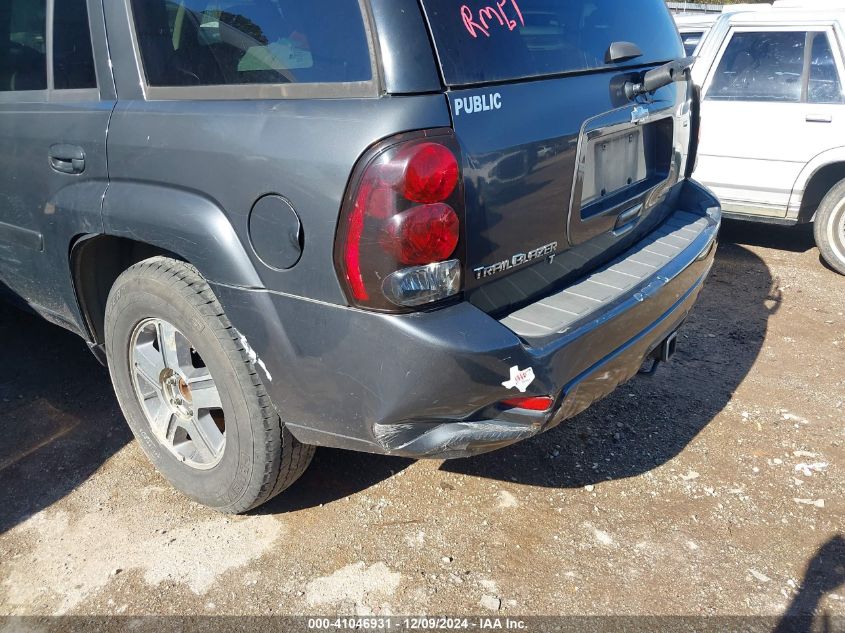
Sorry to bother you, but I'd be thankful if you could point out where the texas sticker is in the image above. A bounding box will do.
[502,365,536,393]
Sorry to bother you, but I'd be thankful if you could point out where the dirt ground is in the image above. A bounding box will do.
[0,221,843,625]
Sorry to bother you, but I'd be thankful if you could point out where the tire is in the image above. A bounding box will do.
[814,178,845,276]
[104,256,314,513]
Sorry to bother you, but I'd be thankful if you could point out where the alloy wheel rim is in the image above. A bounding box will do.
[839,201,845,255]
[129,318,226,470]
[828,199,845,267]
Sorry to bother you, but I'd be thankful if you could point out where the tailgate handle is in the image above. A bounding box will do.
[614,204,643,233]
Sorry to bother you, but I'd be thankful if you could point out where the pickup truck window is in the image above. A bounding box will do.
[809,32,843,104]
[53,0,97,90]
[0,0,47,92]
[708,31,807,103]
[130,0,372,88]
[419,0,682,86]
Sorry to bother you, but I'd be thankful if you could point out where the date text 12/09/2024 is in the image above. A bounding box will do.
[307,617,528,630]
[461,0,525,39]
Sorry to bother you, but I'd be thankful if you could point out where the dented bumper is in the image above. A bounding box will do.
[212,182,720,460]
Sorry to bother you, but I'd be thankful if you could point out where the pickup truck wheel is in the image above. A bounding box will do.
[104,257,314,513]
[814,179,845,276]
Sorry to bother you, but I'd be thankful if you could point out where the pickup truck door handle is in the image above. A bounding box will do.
[49,144,86,174]
[806,114,833,123]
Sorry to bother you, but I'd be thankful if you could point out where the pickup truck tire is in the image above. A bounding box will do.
[814,179,845,276]
[104,256,314,513]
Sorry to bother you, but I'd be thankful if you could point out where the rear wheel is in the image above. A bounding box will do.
[814,179,845,276]
[104,257,314,513]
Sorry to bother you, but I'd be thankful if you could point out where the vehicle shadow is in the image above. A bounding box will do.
[0,300,130,535]
[0,230,784,523]
[720,217,816,254]
[774,535,845,633]
[0,295,411,530]
[441,241,779,487]
[254,449,414,515]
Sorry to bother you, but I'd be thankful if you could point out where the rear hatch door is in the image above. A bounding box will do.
[417,0,689,312]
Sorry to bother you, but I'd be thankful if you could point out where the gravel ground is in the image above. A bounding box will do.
[0,221,843,624]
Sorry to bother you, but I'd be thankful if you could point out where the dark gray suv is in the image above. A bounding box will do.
[0,0,720,512]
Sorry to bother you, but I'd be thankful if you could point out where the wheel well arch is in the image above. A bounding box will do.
[798,162,845,224]
[70,235,182,346]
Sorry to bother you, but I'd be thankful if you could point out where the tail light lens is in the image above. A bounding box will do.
[501,396,554,412]
[401,143,460,204]
[383,203,460,265]
[335,130,465,312]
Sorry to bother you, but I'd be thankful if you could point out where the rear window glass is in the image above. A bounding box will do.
[130,0,372,88]
[419,0,683,85]
[681,31,705,57]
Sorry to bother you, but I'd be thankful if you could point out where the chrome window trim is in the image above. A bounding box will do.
[143,80,377,101]
[0,90,50,104]
[49,87,101,102]
[124,0,382,101]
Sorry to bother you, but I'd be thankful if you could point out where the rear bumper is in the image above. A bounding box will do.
[212,180,720,459]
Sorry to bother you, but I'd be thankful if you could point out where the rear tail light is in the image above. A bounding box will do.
[335,130,465,311]
[383,203,460,265]
[500,396,554,412]
[401,143,460,204]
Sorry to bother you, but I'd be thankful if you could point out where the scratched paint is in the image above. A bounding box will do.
[236,331,273,382]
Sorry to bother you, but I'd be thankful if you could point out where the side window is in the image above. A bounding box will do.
[707,31,806,103]
[53,0,97,90]
[681,31,705,57]
[0,0,47,92]
[130,0,372,88]
[808,32,843,104]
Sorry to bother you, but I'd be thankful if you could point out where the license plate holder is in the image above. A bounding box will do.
[582,128,646,207]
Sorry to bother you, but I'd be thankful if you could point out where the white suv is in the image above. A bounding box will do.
[691,5,845,274]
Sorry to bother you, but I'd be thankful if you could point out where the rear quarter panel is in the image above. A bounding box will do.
[101,0,450,302]
[105,96,451,302]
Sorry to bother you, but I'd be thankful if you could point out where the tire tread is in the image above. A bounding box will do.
[814,178,845,276]
[106,256,314,513]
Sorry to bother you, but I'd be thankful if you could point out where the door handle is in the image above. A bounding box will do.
[806,114,833,123]
[49,144,86,174]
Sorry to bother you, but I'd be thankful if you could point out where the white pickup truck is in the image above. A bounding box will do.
[689,3,845,274]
